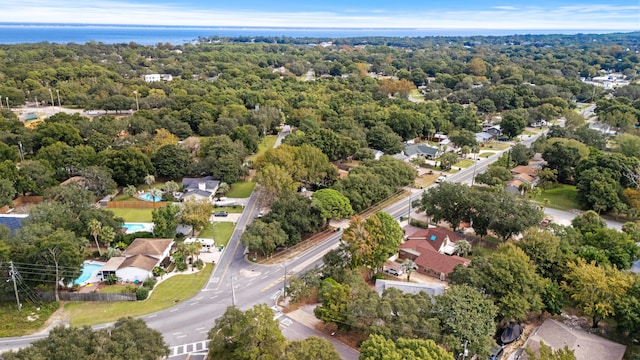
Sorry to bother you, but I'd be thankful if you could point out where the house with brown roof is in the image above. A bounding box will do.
[506,165,540,195]
[398,226,470,281]
[520,319,626,360]
[101,238,173,283]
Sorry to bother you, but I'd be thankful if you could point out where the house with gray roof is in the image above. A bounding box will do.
[181,176,220,203]
[520,319,626,360]
[0,214,28,236]
[402,144,441,160]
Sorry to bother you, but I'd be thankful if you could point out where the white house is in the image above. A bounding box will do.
[101,238,173,283]
[143,74,174,83]
[181,176,220,203]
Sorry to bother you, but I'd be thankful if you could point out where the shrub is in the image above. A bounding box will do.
[143,277,157,290]
[152,266,166,277]
[105,274,118,285]
[193,259,204,270]
[176,261,188,271]
[121,284,137,294]
[136,287,149,300]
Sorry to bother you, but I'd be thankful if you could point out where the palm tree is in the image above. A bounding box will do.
[454,239,472,257]
[149,188,162,202]
[163,180,181,193]
[402,259,417,282]
[461,145,471,159]
[217,182,231,196]
[472,145,481,160]
[518,182,532,197]
[88,219,103,256]
[144,174,155,188]
[99,226,116,251]
[123,185,137,198]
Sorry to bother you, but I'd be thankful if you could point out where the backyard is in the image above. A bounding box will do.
[198,222,235,247]
[227,181,255,198]
[247,135,278,162]
[107,208,154,222]
[65,264,213,327]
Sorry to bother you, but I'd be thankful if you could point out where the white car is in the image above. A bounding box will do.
[436,175,447,184]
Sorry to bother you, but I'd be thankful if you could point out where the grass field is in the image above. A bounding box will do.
[454,159,474,168]
[479,151,496,158]
[483,142,511,150]
[198,222,235,247]
[0,302,60,337]
[247,135,278,162]
[410,89,425,101]
[66,264,213,327]
[211,206,244,213]
[107,208,154,222]
[227,181,255,198]
[534,184,579,211]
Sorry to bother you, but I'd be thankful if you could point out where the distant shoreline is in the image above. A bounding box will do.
[0,23,635,46]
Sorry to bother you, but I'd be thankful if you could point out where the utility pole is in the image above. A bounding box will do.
[48,88,55,110]
[56,89,61,108]
[9,261,21,311]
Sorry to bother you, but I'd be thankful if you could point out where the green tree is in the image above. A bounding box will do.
[420,183,472,231]
[285,337,341,360]
[474,165,512,186]
[367,123,404,155]
[449,129,478,148]
[241,219,287,258]
[0,178,16,207]
[255,164,298,202]
[563,259,634,328]
[35,228,84,301]
[434,285,497,358]
[88,219,103,255]
[511,143,533,166]
[123,184,137,198]
[152,204,181,238]
[613,133,640,158]
[489,192,543,241]
[438,152,458,171]
[542,140,586,183]
[401,259,417,282]
[525,341,576,360]
[152,144,193,179]
[312,188,354,224]
[501,112,527,139]
[179,198,213,236]
[98,148,155,186]
[359,334,455,360]
[208,305,287,360]
[314,278,352,328]
[79,166,117,198]
[537,168,558,191]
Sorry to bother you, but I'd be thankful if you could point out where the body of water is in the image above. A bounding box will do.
[0,23,619,45]
[73,261,105,285]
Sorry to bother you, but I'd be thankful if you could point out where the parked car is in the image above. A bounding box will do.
[384,268,403,276]
[436,175,447,184]
[213,211,229,217]
[488,346,504,360]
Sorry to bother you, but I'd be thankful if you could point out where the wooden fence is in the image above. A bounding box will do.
[38,292,136,302]
[106,201,167,209]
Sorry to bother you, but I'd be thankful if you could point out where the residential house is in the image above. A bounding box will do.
[505,165,539,195]
[101,238,173,283]
[520,319,626,360]
[143,74,173,82]
[371,149,384,160]
[181,176,220,203]
[483,125,502,138]
[374,279,446,298]
[475,132,494,143]
[402,144,441,160]
[0,214,28,236]
[398,226,470,281]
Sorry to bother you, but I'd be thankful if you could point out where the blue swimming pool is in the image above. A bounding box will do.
[123,223,154,234]
[139,192,162,202]
[73,262,104,285]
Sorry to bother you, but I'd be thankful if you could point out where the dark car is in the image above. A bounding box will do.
[213,211,229,217]
[488,346,504,360]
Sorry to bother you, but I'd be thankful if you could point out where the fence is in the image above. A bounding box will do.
[38,291,136,302]
[106,201,167,209]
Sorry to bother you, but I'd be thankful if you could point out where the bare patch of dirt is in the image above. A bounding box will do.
[315,322,367,350]
[34,303,70,334]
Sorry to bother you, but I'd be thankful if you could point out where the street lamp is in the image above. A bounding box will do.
[56,89,61,108]
[133,90,139,111]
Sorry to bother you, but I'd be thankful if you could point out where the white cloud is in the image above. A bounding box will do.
[1,1,638,30]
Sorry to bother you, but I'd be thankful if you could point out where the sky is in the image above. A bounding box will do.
[2,0,639,31]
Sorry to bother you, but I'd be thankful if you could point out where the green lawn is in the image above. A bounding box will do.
[112,194,138,201]
[211,206,244,213]
[227,181,255,198]
[483,142,511,150]
[107,208,154,222]
[410,89,424,101]
[534,184,580,211]
[0,302,60,337]
[66,264,213,327]
[247,135,278,162]
[454,159,474,168]
[198,222,235,247]
[479,151,496,158]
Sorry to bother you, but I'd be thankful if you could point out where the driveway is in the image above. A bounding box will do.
[543,207,623,231]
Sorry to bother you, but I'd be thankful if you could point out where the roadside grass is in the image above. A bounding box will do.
[414,173,440,188]
[247,135,278,162]
[534,184,579,211]
[65,264,213,327]
[453,159,474,168]
[107,208,154,222]
[227,181,255,198]
[483,142,511,150]
[198,222,235,247]
[211,206,244,213]
[522,130,536,135]
[0,302,60,337]
[480,151,496,158]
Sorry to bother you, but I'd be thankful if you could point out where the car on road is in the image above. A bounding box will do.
[488,345,504,360]
[213,211,229,217]
[436,175,447,184]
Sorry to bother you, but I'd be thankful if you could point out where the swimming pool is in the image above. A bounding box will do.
[123,223,154,234]
[73,262,104,285]
[139,192,162,202]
